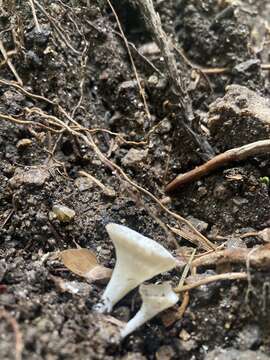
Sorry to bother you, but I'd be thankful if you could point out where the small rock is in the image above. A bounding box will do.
[157,118,172,135]
[74,176,94,191]
[232,197,248,206]
[233,59,260,74]
[236,325,261,350]
[179,329,191,341]
[26,26,50,47]
[50,2,62,13]
[9,167,50,189]
[16,138,32,149]
[121,148,148,167]
[178,339,197,352]
[186,216,208,233]
[118,80,137,92]
[3,90,25,106]
[51,205,75,222]
[113,306,130,322]
[226,237,247,249]
[26,50,42,68]
[213,183,231,201]
[148,75,159,86]
[156,345,175,360]
[138,42,160,56]
[51,276,92,296]
[189,270,219,305]
[205,348,269,360]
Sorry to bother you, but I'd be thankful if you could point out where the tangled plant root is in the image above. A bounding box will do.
[0,79,215,250]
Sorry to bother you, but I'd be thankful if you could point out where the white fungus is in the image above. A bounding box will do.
[96,223,177,313]
[121,282,179,338]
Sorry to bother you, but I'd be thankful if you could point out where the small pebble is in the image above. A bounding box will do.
[121,148,148,167]
[51,205,75,222]
[9,168,50,189]
[179,329,191,341]
[16,138,32,149]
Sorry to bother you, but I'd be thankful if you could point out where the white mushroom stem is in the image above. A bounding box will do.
[121,282,179,339]
[97,223,177,313]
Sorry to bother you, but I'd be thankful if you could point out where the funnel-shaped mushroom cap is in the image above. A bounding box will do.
[98,223,177,312]
[121,282,179,338]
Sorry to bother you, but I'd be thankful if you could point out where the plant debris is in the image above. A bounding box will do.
[59,248,112,282]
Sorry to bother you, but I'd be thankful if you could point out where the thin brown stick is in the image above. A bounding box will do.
[28,0,41,32]
[106,0,151,121]
[0,309,23,360]
[112,29,163,76]
[166,139,270,192]
[0,209,14,229]
[78,170,115,197]
[0,41,22,85]
[0,78,54,104]
[132,0,214,159]
[168,225,214,251]
[175,272,247,293]
[177,291,189,318]
[0,112,62,132]
[0,78,147,145]
[133,0,185,99]
[175,249,196,291]
[192,245,270,269]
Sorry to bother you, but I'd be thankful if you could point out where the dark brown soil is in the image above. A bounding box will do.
[1,1,270,359]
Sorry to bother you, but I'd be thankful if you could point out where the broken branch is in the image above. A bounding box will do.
[166,139,270,192]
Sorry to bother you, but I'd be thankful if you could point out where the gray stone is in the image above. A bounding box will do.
[121,148,148,167]
[236,325,261,350]
[9,167,50,189]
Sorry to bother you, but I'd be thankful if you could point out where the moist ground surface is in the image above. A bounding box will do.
[1,1,270,359]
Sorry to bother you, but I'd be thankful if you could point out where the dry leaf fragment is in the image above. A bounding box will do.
[60,248,98,276]
[60,248,112,282]
[85,265,112,282]
[258,228,270,243]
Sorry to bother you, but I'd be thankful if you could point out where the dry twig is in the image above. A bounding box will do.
[28,0,41,32]
[192,245,270,270]
[132,0,214,159]
[175,272,247,293]
[106,0,151,121]
[177,290,190,318]
[0,40,22,85]
[166,139,270,192]
[78,170,115,197]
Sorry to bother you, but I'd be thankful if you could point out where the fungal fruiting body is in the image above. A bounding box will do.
[121,282,179,338]
[97,223,177,313]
